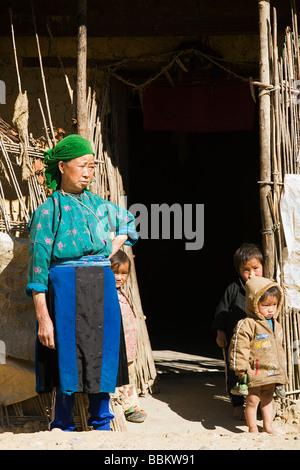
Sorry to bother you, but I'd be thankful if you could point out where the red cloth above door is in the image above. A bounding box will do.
[143,81,255,132]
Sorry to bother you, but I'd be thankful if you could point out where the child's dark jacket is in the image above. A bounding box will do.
[212,278,246,340]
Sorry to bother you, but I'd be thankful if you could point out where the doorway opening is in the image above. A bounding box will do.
[127,101,261,357]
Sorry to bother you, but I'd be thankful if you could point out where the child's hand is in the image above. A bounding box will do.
[216,330,227,348]
[235,371,246,379]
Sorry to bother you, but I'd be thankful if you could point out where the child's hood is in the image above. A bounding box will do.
[245,275,283,320]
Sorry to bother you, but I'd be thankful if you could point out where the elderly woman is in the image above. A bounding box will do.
[26,134,138,431]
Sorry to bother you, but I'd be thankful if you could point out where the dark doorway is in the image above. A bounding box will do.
[127,106,260,358]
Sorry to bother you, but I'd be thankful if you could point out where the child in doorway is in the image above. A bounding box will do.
[110,250,145,423]
[229,276,287,434]
[212,243,264,419]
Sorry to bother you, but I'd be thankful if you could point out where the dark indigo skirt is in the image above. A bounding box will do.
[35,257,128,395]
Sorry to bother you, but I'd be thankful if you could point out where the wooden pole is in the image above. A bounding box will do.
[76,0,88,138]
[9,9,22,94]
[258,0,275,278]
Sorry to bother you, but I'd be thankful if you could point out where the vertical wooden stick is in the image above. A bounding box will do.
[38,98,52,148]
[258,0,275,278]
[47,23,73,104]
[76,0,88,138]
[9,9,22,94]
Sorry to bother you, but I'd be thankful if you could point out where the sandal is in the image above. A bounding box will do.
[134,406,147,417]
[125,407,145,423]
[274,385,286,398]
[231,374,248,396]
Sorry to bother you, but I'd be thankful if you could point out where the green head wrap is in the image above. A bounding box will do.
[44,134,95,190]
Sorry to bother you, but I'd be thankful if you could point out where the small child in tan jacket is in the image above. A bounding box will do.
[229,276,287,434]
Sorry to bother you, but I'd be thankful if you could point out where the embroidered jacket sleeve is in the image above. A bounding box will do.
[26,197,58,297]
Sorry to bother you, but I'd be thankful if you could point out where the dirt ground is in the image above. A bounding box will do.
[0,350,299,451]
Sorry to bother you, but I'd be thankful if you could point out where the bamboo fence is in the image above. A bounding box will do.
[257,1,300,404]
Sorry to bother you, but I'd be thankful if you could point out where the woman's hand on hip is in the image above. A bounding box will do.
[109,234,128,258]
